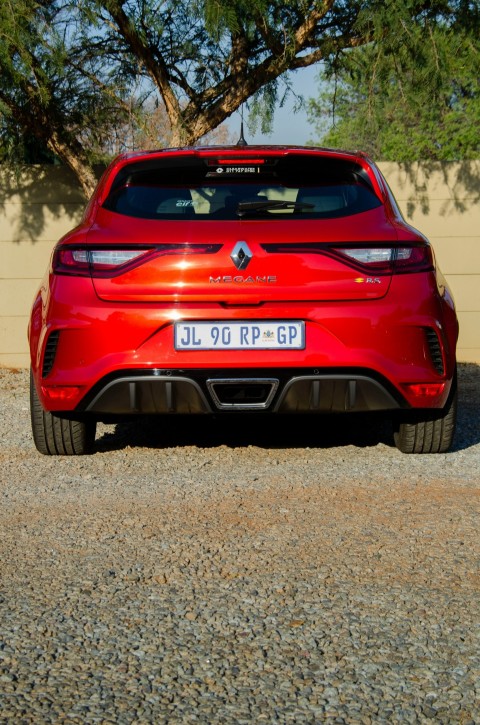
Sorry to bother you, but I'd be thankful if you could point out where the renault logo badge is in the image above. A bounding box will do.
[231,241,253,270]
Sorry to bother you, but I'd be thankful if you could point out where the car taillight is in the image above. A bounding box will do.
[54,248,91,275]
[261,242,434,274]
[53,247,153,277]
[330,244,434,274]
[53,244,221,277]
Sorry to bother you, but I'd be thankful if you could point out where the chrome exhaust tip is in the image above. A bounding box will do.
[207,378,279,410]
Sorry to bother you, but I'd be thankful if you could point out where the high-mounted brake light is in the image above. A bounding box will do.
[208,159,266,165]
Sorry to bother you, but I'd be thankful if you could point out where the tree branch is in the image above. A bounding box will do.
[102,0,184,131]
[179,25,369,143]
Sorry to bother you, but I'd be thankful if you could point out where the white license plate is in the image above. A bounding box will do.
[175,321,305,350]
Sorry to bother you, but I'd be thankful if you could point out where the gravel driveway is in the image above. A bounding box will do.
[1,365,479,724]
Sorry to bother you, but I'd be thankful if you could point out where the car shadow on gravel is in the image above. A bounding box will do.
[96,411,394,452]
[95,363,480,453]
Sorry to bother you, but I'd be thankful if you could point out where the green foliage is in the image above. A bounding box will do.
[0,1,131,172]
[308,2,480,160]
[1,0,478,195]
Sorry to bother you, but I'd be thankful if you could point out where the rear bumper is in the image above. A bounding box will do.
[30,273,458,415]
[76,367,403,416]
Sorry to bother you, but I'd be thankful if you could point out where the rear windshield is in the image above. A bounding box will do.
[102,154,383,220]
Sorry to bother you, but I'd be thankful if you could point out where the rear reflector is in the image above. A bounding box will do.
[403,383,446,397]
[41,386,85,403]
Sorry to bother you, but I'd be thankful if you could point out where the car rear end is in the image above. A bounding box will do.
[29,147,458,454]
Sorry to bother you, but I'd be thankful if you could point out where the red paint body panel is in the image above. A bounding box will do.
[29,146,458,422]
[88,210,397,303]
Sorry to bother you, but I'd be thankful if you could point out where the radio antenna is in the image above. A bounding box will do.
[237,105,248,146]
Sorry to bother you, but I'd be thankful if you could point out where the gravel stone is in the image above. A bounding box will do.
[0,364,479,724]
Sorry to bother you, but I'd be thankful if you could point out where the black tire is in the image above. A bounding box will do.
[393,378,457,454]
[30,370,96,455]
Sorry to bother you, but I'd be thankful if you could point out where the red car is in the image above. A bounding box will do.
[29,146,458,454]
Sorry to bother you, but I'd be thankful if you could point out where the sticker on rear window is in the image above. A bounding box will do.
[215,166,260,174]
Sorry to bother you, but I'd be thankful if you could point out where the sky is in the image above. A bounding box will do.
[227,64,322,146]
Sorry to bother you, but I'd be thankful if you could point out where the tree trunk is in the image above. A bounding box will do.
[47,134,98,198]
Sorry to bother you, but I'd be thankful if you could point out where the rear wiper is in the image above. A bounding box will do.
[236,200,314,217]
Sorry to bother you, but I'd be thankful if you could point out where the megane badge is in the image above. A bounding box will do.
[231,241,253,270]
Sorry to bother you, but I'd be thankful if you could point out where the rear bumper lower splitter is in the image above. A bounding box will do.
[72,367,406,416]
